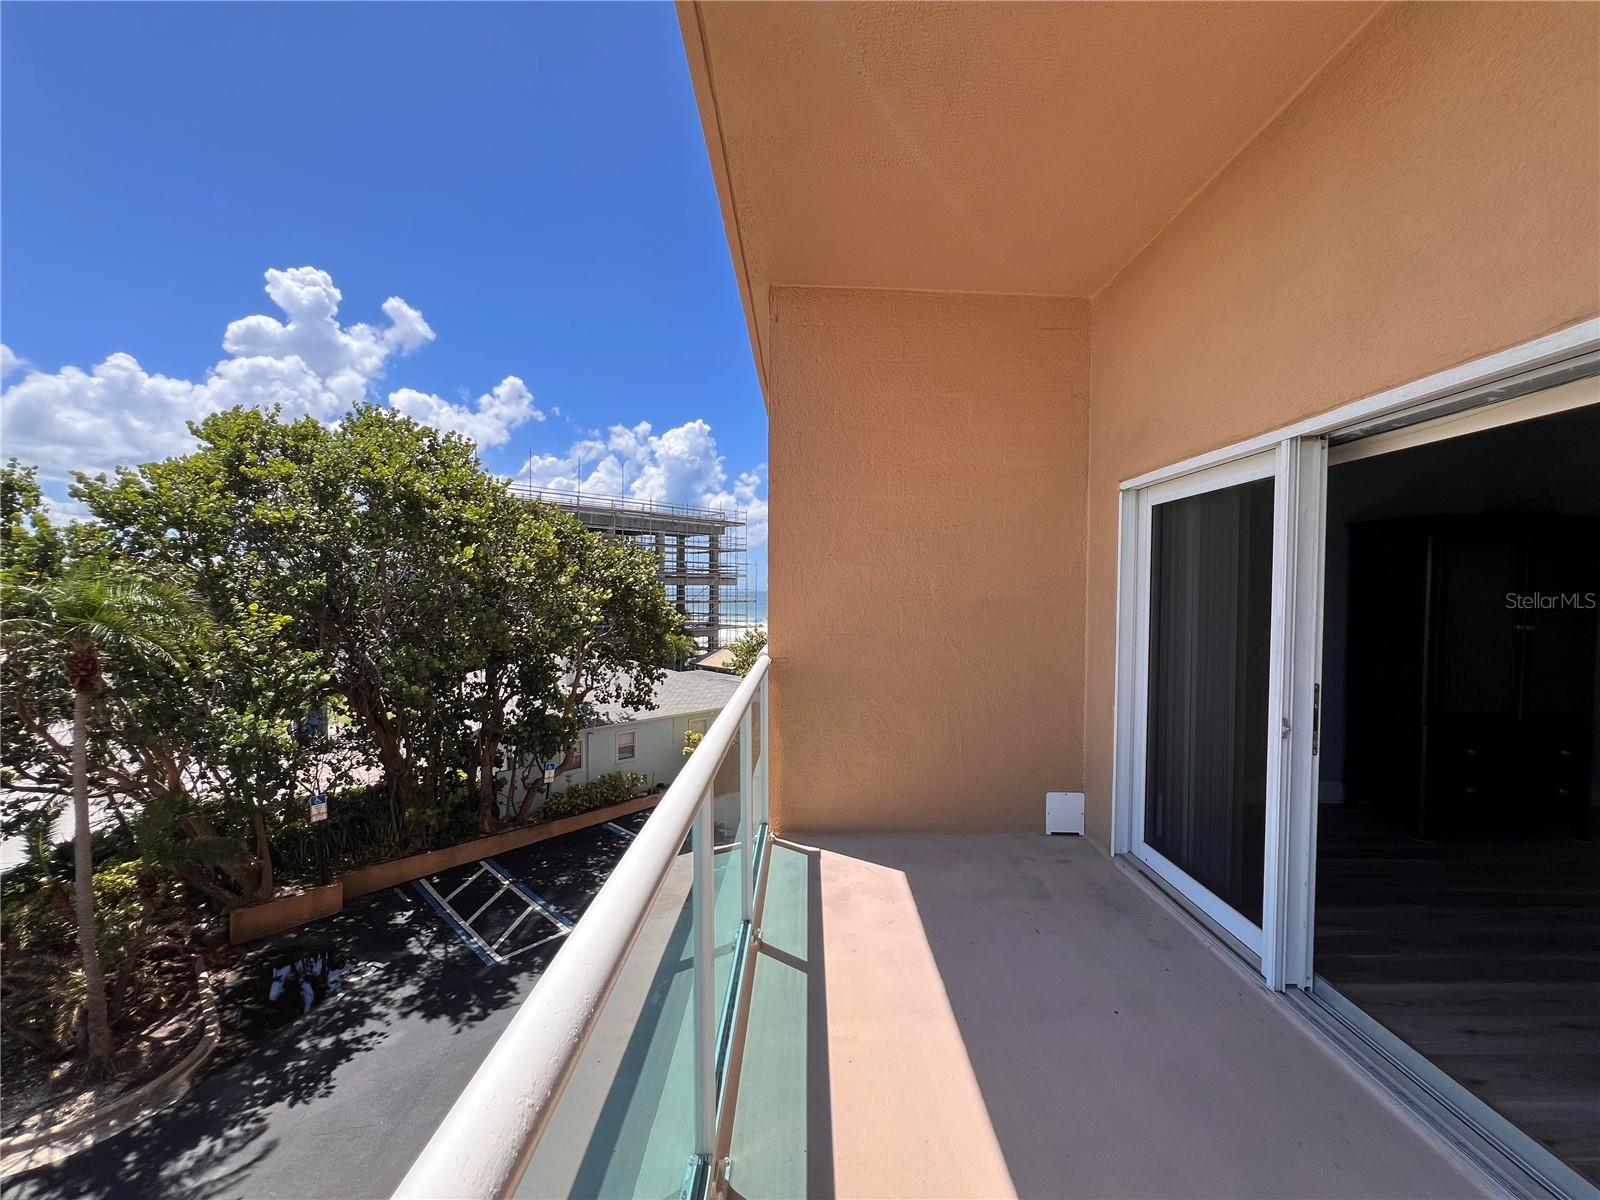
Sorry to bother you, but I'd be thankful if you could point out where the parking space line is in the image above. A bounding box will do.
[410,879,501,965]
[603,821,637,841]
[484,858,576,930]
[444,865,486,903]
[502,930,569,960]
[493,904,537,952]
[465,882,512,926]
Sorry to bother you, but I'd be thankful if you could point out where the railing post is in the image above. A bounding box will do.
[691,784,716,1166]
[739,705,753,921]
[759,665,771,829]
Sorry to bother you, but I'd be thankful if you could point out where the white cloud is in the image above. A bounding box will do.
[0,266,539,481]
[38,489,92,525]
[1,345,26,381]
[388,376,543,448]
[216,268,436,388]
[1,268,762,547]
[516,418,768,544]
[0,353,217,479]
[703,466,769,549]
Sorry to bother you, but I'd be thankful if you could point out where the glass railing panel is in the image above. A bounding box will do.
[749,684,765,832]
[398,654,771,1200]
[722,839,814,1200]
[710,727,745,1047]
[516,825,697,1200]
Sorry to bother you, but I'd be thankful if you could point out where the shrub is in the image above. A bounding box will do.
[0,858,178,1061]
[271,782,477,883]
[541,772,647,820]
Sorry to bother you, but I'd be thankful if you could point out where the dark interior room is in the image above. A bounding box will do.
[1315,402,1600,1183]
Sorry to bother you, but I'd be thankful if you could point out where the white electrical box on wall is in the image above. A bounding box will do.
[1045,791,1085,835]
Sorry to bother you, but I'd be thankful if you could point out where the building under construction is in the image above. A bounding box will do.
[510,486,751,651]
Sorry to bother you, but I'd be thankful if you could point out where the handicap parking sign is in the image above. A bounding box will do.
[309,793,328,823]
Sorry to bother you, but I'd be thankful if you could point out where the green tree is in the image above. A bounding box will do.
[78,405,492,816]
[728,627,768,676]
[3,463,300,912]
[1,460,65,580]
[1,560,204,1065]
[74,405,686,836]
[506,518,689,821]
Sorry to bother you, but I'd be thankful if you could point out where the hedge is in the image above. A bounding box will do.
[540,772,649,820]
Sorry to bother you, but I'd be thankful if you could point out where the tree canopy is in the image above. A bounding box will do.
[728,627,768,676]
[1,405,687,906]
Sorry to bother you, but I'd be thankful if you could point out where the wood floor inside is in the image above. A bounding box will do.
[1314,804,1600,1186]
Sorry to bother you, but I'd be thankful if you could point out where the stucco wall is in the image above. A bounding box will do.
[1081,2,1600,845]
[768,287,1090,832]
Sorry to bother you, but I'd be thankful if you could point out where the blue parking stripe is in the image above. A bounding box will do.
[603,821,637,841]
[410,879,497,966]
[485,858,576,929]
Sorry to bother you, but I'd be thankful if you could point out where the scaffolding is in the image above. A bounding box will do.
[509,485,751,652]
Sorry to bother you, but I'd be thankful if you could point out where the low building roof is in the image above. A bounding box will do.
[591,668,741,727]
[691,647,737,673]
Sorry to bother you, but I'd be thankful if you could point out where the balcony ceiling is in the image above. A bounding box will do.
[681,1,1379,366]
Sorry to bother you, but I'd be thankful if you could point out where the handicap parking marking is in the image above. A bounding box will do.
[462,877,516,929]
[442,864,489,902]
[484,858,576,930]
[408,856,579,966]
[402,821,655,968]
[486,899,568,960]
[498,924,568,961]
[409,878,500,966]
[491,901,538,952]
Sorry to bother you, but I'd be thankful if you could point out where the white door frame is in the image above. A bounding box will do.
[1127,450,1278,957]
[1273,436,1327,989]
[1110,317,1600,990]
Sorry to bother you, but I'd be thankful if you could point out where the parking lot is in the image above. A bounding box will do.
[410,812,649,965]
[6,807,657,1200]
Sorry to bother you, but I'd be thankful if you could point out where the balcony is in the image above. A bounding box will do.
[720,835,1486,1199]
[393,652,1492,1200]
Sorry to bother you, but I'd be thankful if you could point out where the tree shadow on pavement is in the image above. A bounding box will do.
[5,883,546,1200]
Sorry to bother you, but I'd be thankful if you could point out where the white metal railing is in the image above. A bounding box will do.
[507,482,743,526]
[394,651,771,1200]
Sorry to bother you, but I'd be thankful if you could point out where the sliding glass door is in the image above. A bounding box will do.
[1129,453,1281,956]
[1144,474,1274,927]
[1120,440,1326,985]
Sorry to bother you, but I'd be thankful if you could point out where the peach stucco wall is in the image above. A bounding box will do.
[768,288,1090,833]
[1081,2,1600,845]
[731,4,1599,841]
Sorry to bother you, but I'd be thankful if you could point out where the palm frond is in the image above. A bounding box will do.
[5,560,213,673]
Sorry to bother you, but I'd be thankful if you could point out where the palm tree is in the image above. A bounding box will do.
[2,560,202,1065]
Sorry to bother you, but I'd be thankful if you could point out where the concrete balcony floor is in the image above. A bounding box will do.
[723,834,1489,1200]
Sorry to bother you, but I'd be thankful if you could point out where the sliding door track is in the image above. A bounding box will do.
[1290,980,1598,1200]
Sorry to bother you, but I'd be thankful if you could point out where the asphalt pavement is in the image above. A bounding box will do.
[5,810,652,1200]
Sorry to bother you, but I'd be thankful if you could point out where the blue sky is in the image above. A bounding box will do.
[0,1,767,568]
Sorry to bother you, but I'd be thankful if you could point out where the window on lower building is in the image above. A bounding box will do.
[688,718,708,736]
[568,740,583,770]
[616,730,636,761]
